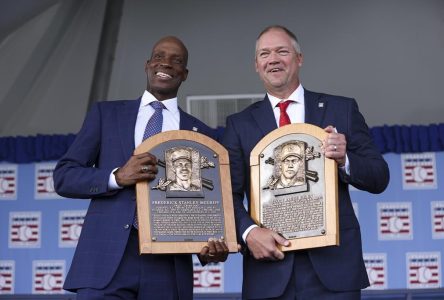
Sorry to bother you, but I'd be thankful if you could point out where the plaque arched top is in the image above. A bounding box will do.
[250,123,327,166]
[134,130,229,165]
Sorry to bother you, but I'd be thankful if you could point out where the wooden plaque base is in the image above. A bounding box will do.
[250,124,339,251]
[134,130,238,254]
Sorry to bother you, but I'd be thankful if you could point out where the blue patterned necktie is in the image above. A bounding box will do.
[143,101,165,140]
[134,101,165,229]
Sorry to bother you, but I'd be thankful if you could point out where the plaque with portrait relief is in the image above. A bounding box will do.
[250,124,339,251]
[134,130,238,254]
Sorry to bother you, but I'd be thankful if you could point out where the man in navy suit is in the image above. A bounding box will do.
[223,26,389,299]
[54,36,228,300]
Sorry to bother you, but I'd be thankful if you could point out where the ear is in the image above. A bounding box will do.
[144,60,150,73]
[255,59,259,73]
[182,68,189,82]
[297,53,303,67]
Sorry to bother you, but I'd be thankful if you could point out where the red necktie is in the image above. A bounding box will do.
[277,101,292,127]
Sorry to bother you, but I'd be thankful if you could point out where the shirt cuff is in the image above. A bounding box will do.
[342,154,350,175]
[242,224,259,243]
[108,168,123,190]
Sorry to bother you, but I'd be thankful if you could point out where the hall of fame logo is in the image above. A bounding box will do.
[431,201,444,239]
[378,202,412,240]
[35,162,61,199]
[192,256,223,293]
[9,211,41,248]
[59,210,86,247]
[402,153,437,189]
[407,252,441,288]
[0,261,14,294]
[32,260,65,294]
[364,253,387,289]
[0,164,17,200]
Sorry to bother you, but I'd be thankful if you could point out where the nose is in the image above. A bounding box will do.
[156,56,175,68]
[268,51,281,64]
[179,164,189,171]
[159,61,172,68]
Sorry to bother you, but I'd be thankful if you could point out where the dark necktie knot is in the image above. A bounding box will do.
[150,101,165,111]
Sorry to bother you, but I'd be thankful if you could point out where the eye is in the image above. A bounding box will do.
[278,50,290,56]
[153,53,163,60]
[258,51,270,58]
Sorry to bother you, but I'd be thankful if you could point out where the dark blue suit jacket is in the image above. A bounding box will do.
[54,98,216,298]
[222,90,389,298]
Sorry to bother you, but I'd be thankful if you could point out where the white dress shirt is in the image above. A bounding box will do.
[108,90,181,189]
[268,84,305,125]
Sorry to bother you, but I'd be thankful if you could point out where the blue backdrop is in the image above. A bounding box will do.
[0,124,443,294]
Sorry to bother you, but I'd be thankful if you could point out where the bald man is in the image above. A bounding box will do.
[54,36,228,300]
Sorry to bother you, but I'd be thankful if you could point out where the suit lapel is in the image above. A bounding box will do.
[178,108,195,131]
[304,89,326,127]
[118,98,140,159]
[251,95,277,136]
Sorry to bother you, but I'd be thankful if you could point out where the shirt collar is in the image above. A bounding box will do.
[141,90,179,113]
[267,84,305,107]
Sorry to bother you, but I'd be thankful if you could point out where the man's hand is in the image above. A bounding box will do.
[246,227,289,261]
[323,126,347,167]
[115,152,158,186]
[198,238,229,264]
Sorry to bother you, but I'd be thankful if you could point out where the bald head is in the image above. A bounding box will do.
[151,36,188,67]
[145,36,189,100]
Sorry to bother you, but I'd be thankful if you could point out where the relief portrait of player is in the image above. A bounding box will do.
[168,148,201,191]
[268,142,306,190]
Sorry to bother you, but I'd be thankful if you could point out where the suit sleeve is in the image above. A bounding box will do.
[53,103,116,199]
[222,116,255,242]
[345,99,389,193]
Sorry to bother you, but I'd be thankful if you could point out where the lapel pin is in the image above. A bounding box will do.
[192,127,198,132]
[318,102,324,108]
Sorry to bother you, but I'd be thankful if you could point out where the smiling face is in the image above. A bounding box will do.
[255,28,303,99]
[145,37,189,100]
[173,158,192,181]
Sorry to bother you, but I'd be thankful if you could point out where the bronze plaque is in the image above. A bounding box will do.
[250,124,339,251]
[134,130,238,254]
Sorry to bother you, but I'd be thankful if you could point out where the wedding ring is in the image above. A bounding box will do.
[141,165,149,172]
[208,253,215,257]
[333,145,337,151]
